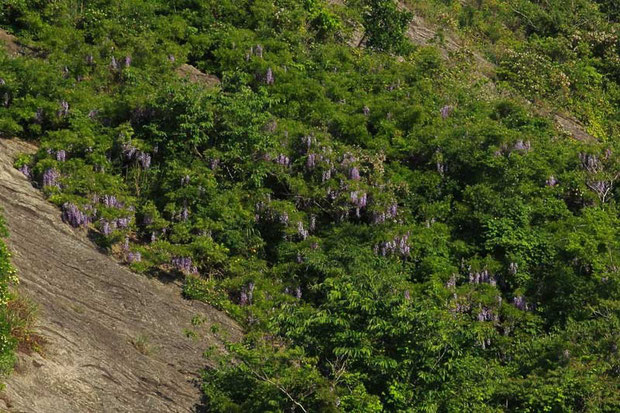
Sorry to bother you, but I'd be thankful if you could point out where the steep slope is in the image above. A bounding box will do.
[0,138,240,412]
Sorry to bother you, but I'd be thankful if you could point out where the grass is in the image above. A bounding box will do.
[6,295,45,355]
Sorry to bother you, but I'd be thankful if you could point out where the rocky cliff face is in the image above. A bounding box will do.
[0,138,240,412]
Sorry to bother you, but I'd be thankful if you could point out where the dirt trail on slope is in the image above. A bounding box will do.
[0,138,241,412]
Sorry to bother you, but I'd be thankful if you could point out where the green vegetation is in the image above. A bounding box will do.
[0,209,19,380]
[0,0,618,410]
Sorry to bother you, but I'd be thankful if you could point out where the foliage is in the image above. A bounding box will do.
[0,0,618,410]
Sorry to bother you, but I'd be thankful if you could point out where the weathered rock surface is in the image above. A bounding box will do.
[0,138,241,412]
[175,64,221,87]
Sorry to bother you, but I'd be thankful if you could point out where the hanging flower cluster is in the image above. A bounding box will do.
[42,168,60,187]
[171,256,198,274]
[374,233,410,257]
[61,203,94,228]
[468,268,497,286]
[122,143,151,169]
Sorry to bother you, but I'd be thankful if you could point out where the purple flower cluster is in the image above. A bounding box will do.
[546,175,558,187]
[18,164,31,178]
[110,56,119,70]
[278,212,289,225]
[180,206,189,221]
[102,194,123,209]
[451,295,472,314]
[297,221,308,240]
[239,282,255,306]
[349,191,367,208]
[349,167,360,180]
[58,101,69,117]
[513,140,531,152]
[124,56,132,67]
[468,269,496,286]
[306,153,317,169]
[99,217,131,235]
[275,154,290,166]
[171,256,198,274]
[127,251,142,263]
[477,306,498,322]
[56,150,66,162]
[513,295,529,311]
[440,105,454,119]
[322,169,332,182]
[42,168,60,187]
[61,203,92,228]
[579,153,602,173]
[284,286,302,299]
[375,233,410,257]
[508,262,518,275]
[265,67,274,85]
[371,203,398,224]
[122,143,151,169]
[301,135,313,150]
[446,274,457,289]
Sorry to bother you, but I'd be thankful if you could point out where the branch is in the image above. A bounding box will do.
[247,366,309,413]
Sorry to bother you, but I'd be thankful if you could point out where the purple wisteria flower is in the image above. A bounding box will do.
[56,150,66,162]
[440,105,454,119]
[306,153,317,169]
[513,140,531,152]
[42,168,60,187]
[546,175,558,187]
[513,295,528,311]
[18,164,31,178]
[376,233,411,257]
[349,167,360,180]
[301,135,312,150]
[297,221,308,240]
[58,101,69,117]
[102,194,123,208]
[124,56,132,67]
[468,269,496,286]
[115,217,130,229]
[265,67,274,85]
[321,169,332,182]
[180,207,189,221]
[171,256,198,274]
[276,154,290,166]
[278,212,289,225]
[127,252,142,263]
[61,203,91,228]
[137,152,151,169]
[508,262,518,275]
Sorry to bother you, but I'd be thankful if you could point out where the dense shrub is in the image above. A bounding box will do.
[0,0,618,410]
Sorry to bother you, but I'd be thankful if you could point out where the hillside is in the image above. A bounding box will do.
[0,0,618,412]
[0,138,240,412]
